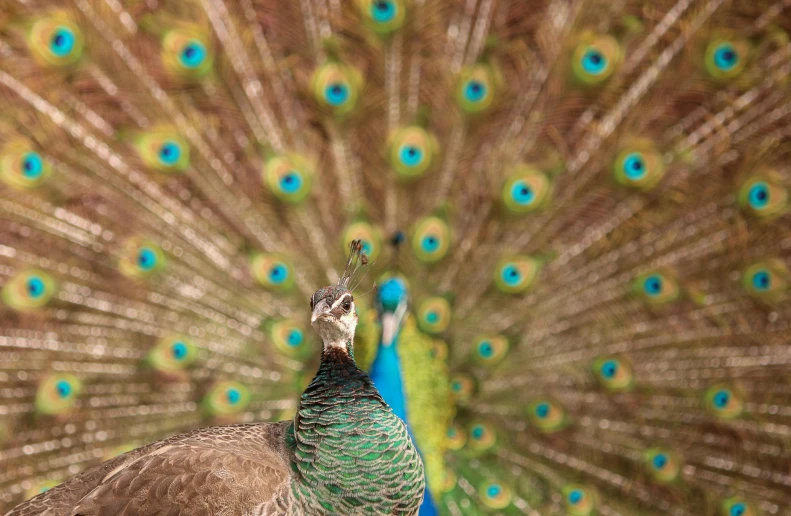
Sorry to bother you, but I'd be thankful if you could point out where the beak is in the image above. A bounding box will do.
[310,299,332,324]
[380,298,407,347]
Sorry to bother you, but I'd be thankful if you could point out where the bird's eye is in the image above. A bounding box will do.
[343,301,352,311]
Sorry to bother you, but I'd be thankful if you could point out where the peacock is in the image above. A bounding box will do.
[1,0,791,513]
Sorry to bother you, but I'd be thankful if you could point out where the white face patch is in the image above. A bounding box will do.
[310,293,357,349]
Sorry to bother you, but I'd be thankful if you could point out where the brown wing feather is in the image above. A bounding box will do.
[5,422,294,516]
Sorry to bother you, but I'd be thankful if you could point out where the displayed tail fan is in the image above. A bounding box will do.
[1,0,791,514]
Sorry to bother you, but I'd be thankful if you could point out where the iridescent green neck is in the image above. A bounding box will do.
[290,344,425,514]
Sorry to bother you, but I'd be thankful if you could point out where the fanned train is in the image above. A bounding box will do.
[1,0,791,514]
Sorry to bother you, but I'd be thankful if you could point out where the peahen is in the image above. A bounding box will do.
[1,0,791,514]
[5,242,426,515]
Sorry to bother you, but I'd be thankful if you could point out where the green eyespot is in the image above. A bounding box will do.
[571,33,622,85]
[263,153,314,204]
[471,334,509,366]
[357,0,406,35]
[501,165,552,214]
[592,355,634,391]
[343,221,383,262]
[721,496,759,516]
[738,175,788,219]
[2,269,57,312]
[704,384,744,420]
[562,484,599,516]
[526,399,567,433]
[251,253,295,292]
[456,63,500,114]
[411,216,451,263]
[162,28,213,78]
[742,259,788,302]
[449,373,477,404]
[479,481,512,509]
[613,139,666,190]
[704,37,750,81]
[632,270,680,306]
[440,468,457,492]
[135,130,190,173]
[147,335,197,373]
[270,320,310,358]
[311,61,363,116]
[467,421,497,454]
[118,237,166,279]
[28,16,84,67]
[446,423,467,451]
[416,297,451,334]
[644,447,681,483]
[36,374,81,416]
[493,255,542,294]
[388,126,439,180]
[203,381,250,416]
[0,140,53,189]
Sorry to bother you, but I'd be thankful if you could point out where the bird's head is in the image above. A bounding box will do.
[376,276,408,347]
[310,285,357,346]
[310,240,368,350]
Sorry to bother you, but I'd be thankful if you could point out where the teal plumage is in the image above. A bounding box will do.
[1,0,791,514]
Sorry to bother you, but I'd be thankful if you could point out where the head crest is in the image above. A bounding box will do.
[339,239,369,289]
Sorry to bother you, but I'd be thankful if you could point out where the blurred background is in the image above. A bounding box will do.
[1,0,791,514]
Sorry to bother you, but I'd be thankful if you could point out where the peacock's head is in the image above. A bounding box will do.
[376,276,408,347]
[310,240,368,348]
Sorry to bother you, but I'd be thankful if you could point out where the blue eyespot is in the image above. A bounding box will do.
[748,182,770,209]
[27,277,46,298]
[451,381,461,392]
[471,425,484,439]
[510,181,534,205]
[50,27,75,57]
[581,48,607,75]
[623,153,646,180]
[751,270,770,291]
[279,172,303,194]
[138,248,157,271]
[227,388,241,404]
[421,235,440,253]
[360,241,372,255]
[713,43,739,71]
[371,0,397,22]
[713,390,730,408]
[180,41,207,69]
[730,503,746,516]
[601,360,618,378]
[535,402,550,419]
[21,152,44,179]
[486,485,501,497]
[287,329,303,347]
[568,489,583,505]
[426,311,438,323]
[479,341,493,358]
[652,453,668,469]
[324,83,349,106]
[464,80,486,102]
[643,275,662,297]
[172,342,187,360]
[501,265,521,286]
[55,380,72,398]
[269,264,288,285]
[158,142,181,165]
[399,145,423,167]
